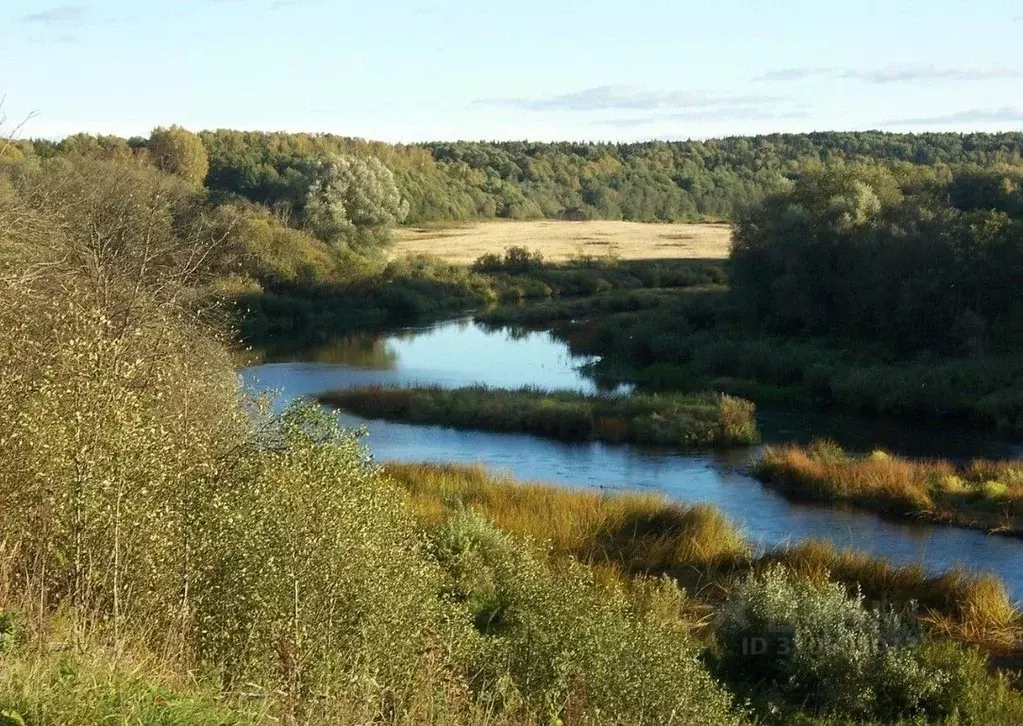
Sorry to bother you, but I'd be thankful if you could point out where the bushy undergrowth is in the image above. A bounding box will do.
[756,442,1023,535]
[223,234,725,345]
[385,462,1021,644]
[432,513,744,725]
[320,385,759,448]
[475,285,720,328]
[715,566,1023,724]
[0,634,264,726]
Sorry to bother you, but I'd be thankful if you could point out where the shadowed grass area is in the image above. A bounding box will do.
[755,441,1023,536]
[321,385,759,449]
[475,286,724,327]
[384,461,1022,647]
[0,645,263,726]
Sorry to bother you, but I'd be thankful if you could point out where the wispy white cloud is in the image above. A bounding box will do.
[849,65,1022,83]
[595,107,811,128]
[753,67,833,82]
[19,5,91,41]
[479,85,783,113]
[885,107,1023,126]
[755,64,1022,84]
[19,5,89,27]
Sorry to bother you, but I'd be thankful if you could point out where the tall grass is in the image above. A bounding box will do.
[321,385,760,449]
[756,442,1023,535]
[385,462,1021,644]
[387,462,749,574]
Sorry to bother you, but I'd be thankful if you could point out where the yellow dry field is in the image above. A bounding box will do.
[391,220,733,263]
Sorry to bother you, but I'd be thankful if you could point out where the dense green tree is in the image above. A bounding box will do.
[303,154,409,253]
[148,125,210,187]
[21,129,1023,225]
[731,166,1023,355]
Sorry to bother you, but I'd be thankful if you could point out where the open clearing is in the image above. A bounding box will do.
[391,220,733,263]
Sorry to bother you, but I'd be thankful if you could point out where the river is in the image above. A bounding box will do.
[241,317,1023,600]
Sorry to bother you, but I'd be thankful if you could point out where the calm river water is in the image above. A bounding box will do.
[241,318,1023,600]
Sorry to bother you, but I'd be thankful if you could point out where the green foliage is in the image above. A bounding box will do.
[553,288,1023,433]
[433,512,744,725]
[715,566,1023,724]
[148,125,210,187]
[304,154,409,253]
[23,129,1013,225]
[471,245,545,274]
[732,165,1023,355]
[320,385,760,449]
[0,647,260,726]
[215,203,337,285]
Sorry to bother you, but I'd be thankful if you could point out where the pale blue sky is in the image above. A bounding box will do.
[2,0,1022,141]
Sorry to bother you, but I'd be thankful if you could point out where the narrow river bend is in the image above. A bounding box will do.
[241,318,1023,600]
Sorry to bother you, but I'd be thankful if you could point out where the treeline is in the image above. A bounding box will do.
[732,164,1023,355]
[525,163,1023,433]
[14,129,1023,224]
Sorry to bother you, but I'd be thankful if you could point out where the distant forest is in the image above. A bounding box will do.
[17,130,1023,224]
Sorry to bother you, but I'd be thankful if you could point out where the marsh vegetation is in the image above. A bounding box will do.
[320,386,759,449]
[756,442,1023,535]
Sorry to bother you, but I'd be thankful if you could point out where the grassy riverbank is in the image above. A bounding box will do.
[382,462,1023,723]
[519,285,1023,436]
[755,442,1023,536]
[319,385,759,448]
[385,462,1020,643]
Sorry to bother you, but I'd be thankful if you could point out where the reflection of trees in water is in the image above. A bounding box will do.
[308,334,399,368]
[254,334,399,369]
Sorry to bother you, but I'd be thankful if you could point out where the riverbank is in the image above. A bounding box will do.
[226,253,725,345]
[485,286,1023,436]
[319,385,759,449]
[385,461,1020,647]
[755,443,1023,537]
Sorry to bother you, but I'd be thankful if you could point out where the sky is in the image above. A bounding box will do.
[2,0,1022,142]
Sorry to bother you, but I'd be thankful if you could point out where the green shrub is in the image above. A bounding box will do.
[807,437,845,463]
[714,565,1023,723]
[193,405,453,718]
[432,512,745,725]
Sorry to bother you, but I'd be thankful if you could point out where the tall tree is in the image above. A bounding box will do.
[148,126,210,187]
[304,154,408,253]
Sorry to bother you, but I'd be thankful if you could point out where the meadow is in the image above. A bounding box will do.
[391,219,733,263]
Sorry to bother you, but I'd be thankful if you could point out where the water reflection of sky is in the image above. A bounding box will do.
[241,318,1023,601]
